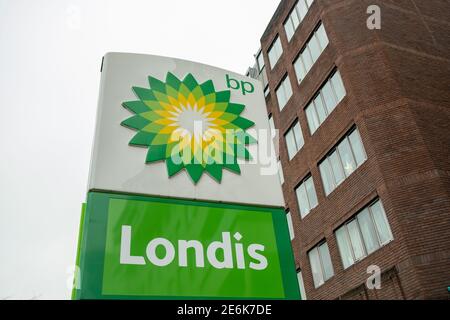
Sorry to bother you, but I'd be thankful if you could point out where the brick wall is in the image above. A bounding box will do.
[258,0,450,299]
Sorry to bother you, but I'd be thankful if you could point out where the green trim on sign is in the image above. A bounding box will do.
[89,188,285,210]
[71,202,86,300]
[76,191,300,300]
[272,211,301,300]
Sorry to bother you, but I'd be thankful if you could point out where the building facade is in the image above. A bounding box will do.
[248,0,450,299]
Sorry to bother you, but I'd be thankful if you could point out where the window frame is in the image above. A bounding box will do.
[283,0,315,42]
[283,7,299,41]
[268,36,283,69]
[264,84,270,97]
[304,69,346,134]
[277,159,285,185]
[256,51,265,74]
[308,241,334,288]
[275,74,293,111]
[348,129,367,166]
[296,269,307,300]
[318,127,367,196]
[335,199,394,269]
[284,119,304,160]
[293,22,329,83]
[295,175,318,219]
[286,210,294,240]
[268,113,275,134]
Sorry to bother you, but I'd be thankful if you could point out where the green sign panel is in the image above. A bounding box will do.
[75,192,299,299]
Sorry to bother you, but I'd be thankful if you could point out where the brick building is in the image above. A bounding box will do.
[247,0,450,299]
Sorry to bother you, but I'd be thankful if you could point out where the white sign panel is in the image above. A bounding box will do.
[88,52,284,207]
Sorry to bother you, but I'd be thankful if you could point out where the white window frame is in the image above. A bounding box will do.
[268,36,283,69]
[297,270,307,300]
[305,70,346,134]
[276,75,293,111]
[308,241,334,288]
[335,199,394,269]
[295,175,318,219]
[277,160,285,185]
[284,120,304,160]
[268,114,275,135]
[264,84,270,97]
[293,22,329,83]
[256,51,265,74]
[284,0,315,42]
[286,210,294,240]
[319,127,367,195]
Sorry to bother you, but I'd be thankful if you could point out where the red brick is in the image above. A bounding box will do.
[258,0,450,300]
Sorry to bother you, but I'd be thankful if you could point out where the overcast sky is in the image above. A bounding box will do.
[0,0,280,299]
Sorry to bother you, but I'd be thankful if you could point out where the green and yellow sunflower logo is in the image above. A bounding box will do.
[121,72,256,184]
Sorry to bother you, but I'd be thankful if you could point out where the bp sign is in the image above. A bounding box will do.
[121,72,256,184]
[74,52,299,299]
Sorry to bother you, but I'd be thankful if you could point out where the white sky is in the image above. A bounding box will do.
[0,0,280,299]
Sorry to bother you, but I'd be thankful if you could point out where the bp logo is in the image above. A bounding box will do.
[121,73,256,184]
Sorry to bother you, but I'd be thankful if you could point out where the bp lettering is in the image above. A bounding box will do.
[226,74,254,95]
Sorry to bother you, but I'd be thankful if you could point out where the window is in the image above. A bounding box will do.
[305,70,346,134]
[319,128,367,195]
[309,242,334,288]
[335,199,393,269]
[256,51,265,74]
[293,23,329,83]
[286,211,294,240]
[264,84,270,97]
[276,75,293,111]
[268,36,283,69]
[284,121,304,160]
[297,270,307,300]
[371,200,394,245]
[315,22,329,49]
[277,160,285,185]
[268,115,275,136]
[284,0,315,41]
[268,115,279,156]
[295,176,318,218]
